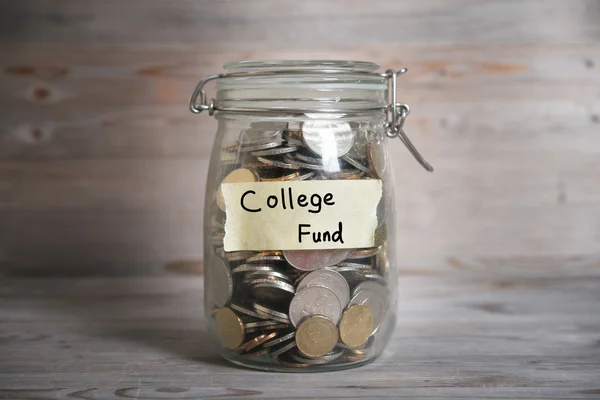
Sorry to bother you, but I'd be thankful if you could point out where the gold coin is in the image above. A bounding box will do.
[296,315,338,358]
[339,305,374,349]
[214,308,245,349]
[216,168,258,211]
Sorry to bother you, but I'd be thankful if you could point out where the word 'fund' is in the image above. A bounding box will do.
[299,222,344,244]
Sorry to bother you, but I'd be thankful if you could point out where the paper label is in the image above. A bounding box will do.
[222,180,382,251]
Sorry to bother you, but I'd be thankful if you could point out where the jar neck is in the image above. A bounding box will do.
[215,60,388,115]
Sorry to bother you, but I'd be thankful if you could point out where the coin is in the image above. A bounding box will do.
[322,169,363,180]
[296,315,339,358]
[244,320,285,329]
[346,128,369,160]
[278,351,310,367]
[289,285,342,326]
[244,269,291,281]
[324,249,355,267]
[297,269,350,307]
[339,304,374,348]
[256,156,299,169]
[260,171,300,182]
[246,251,285,263]
[239,140,283,153]
[239,331,278,353]
[214,308,244,349]
[232,264,275,274]
[239,348,268,358]
[218,250,256,262]
[350,281,389,332]
[289,347,344,364]
[253,302,291,324]
[294,151,322,164]
[245,323,290,333]
[301,121,354,158]
[268,340,297,357]
[368,141,387,179]
[282,154,324,171]
[251,145,298,157]
[263,331,295,348]
[230,303,265,320]
[208,257,232,308]
[294,171,317,181]
[250,279,295,302]
[216,168,259,211]
[363,272,387,286]
[342,154,371,174]
[283,249,335,271]
[349,247,380,259]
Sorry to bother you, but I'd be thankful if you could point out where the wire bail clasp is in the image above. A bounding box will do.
[189,74,220,115]
[385,69,434,172]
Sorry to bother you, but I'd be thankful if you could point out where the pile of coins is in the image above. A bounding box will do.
[208,120,392,368]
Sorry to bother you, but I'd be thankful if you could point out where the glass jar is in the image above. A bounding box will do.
[190,60,432,371]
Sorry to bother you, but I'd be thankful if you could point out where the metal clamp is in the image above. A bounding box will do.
[189,68,433,172]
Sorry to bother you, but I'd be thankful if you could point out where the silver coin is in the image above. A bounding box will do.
[268,340,297,357]
[350,281,389,331]
[294,152,322,164]
[283,154,324,171]
[263,331,296,348]
[245,320,286,329]
[251,146,298,157]
[336,262,373,270]
[250,279,295,302]
[283,249,335,271]
[208,257,231,308]
[256,156,299,170]
[324,249,355,267]
[231,264,275,274]
[289,285,342,327]
[230,303,265,320]
[244,270,292,283]
[363,272,387,286]
[342,154,371,174]
[297,269,350,307]
[240,140,283,153]
[289,347,344,364]
[346,128,369,160]
[301,120,354,158]
[253,302,291,324]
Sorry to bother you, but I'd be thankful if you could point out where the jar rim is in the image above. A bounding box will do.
[223,60,380,73]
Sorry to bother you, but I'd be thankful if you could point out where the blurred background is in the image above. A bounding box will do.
[1,0,599,277]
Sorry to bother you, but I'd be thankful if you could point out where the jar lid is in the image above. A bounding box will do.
[216,60,388,114]
[190,61,433,172]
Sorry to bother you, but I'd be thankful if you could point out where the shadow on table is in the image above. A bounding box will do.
[35,274,228,368]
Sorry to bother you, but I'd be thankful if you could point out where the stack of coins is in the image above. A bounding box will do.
[208,120,391,367]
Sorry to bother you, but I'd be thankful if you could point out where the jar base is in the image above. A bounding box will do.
[221,350,380,373]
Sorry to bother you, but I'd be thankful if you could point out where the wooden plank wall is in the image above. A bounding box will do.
[0,0,599,276]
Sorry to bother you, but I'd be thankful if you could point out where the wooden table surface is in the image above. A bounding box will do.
[2,269,599,399]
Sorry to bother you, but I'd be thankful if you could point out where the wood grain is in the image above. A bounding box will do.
[0,0,599,274]
[0,269,598,398]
